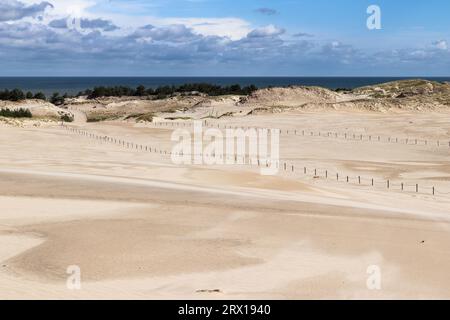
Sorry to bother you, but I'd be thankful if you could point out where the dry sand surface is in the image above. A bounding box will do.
[1,109,450,299]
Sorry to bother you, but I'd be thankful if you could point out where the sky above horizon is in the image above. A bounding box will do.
[1,0,450,76]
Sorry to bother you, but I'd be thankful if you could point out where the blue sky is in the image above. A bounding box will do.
[1,0,450,76]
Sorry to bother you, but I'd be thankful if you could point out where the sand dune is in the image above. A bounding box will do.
[2,85,450,299]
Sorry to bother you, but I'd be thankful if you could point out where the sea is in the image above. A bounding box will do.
[0,77,449,97]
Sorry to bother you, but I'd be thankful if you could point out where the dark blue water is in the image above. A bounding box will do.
[1,77,449,97]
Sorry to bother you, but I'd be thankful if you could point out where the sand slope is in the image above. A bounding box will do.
[1,108,450,300]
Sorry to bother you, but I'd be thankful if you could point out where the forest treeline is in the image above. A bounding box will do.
[79,83,258,99]
[0,83,259,105]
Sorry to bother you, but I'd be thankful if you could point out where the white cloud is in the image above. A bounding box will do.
[433,40,448,50]
[0,0,53,22]
[26,0,253,40]
[247,24,285,38]
[144,17,252,40]
[21,0,95,16]
[132,24,199,43]
[3,1,450,76]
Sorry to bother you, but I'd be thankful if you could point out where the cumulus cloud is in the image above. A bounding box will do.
[132,24,199,42]
[80,18,119,31]
[48,18,67,29]
[255,8,278,16]
[0,10,449,76]
[0,20,401,75]
[0,20,304,70]
[247,24,285,38]
[433,40,448,50]
[0,0,53,22]
[160,17,251,40]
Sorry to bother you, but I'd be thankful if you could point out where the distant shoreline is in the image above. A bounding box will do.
[1,76,450,97]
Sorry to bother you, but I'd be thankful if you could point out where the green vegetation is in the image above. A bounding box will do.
[0,89,46,101]
[335,88,351,92]
[33,92,47,100]
[165,116,192,121]
[124,112,155,122]
[86,113,119,123]
[0,108,32,118]
[1,82,258,105]
[50,92,67,106]
[60,114,74,122]
[80,83,258,99]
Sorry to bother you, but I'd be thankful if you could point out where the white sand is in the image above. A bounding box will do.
[1,110,450,299]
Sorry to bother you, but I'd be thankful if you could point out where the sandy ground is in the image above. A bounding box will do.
[1,110,450,299]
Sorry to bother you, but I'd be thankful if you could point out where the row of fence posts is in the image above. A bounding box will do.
[61,124,440,197]
[146,121,450,149]
[296,166,436,195]
[62,125,268,164]
[63,125,171,155]
[276,162,437,196]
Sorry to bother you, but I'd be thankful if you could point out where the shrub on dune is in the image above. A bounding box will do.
[0,108,32,118]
